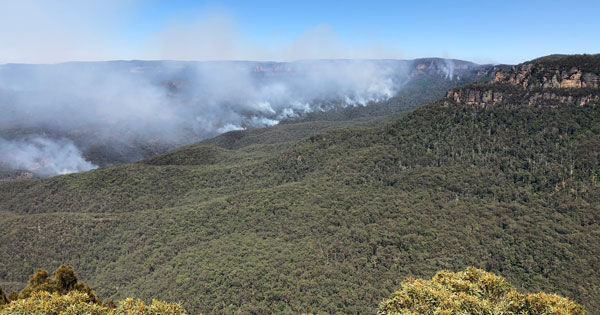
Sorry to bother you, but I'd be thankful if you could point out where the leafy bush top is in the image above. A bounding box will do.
[0,291,187,315]
[0,266,187,315]
[378,267,586,315]
[18,265,97,303]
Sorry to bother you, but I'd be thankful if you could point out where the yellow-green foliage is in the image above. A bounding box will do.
[0,291,106,315]
[112,297,187,315]
[378,267,586,315]
[0,267,186,315]
[0,291,187,315]
[0,288,7,306]
[18,265,98,303]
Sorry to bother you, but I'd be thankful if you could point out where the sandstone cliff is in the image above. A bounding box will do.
[445,54,600,108]
[493,63,600,89]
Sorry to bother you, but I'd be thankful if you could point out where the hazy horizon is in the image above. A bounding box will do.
[1,1,599,65]
[0,56,496,66]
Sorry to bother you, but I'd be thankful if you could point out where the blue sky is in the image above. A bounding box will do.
[0,0,598,64]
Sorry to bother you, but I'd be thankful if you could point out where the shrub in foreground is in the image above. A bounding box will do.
[378,267,586,315]
[0,291,186,315]
[18,264,97,303]
[0,265,187,315]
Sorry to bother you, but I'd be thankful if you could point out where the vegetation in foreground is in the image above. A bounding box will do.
[0,265,186,315]
[378,267,585,314]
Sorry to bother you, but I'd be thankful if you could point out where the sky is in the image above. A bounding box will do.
[0,0,598,65]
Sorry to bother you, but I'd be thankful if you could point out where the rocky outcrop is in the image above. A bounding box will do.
[445,55,600,108]
[445,88,504,108]
[445,87,600,108]
[493,63,600,89]
[526,92,600,106]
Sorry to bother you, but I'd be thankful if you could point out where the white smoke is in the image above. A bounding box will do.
[0,137,97,176]
[441,59,456,80]
[179,59,403,130]
[0,59,409,176]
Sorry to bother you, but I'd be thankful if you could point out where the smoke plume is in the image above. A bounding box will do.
[441,59,456,80]
[0,137,97,176]
[0,59,410,176]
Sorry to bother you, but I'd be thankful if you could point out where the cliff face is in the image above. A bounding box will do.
[493,63,600,89]
[445,88,505,107]
[446,87,600,108]
[445,54,600,108]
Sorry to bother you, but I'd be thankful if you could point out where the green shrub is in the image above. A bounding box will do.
[1,267,187,315]
[0,291,187,315]
[378,267,586,315]
[18,265,97,303]
[1,291,106,315]
[112,298,187,315]
[0,287,7,306]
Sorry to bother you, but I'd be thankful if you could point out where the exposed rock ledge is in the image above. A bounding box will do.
[445,87,600,108]
[493,64,600,89]
[445,55,600,108]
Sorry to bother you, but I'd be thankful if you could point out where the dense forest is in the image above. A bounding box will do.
[0,54,598,314]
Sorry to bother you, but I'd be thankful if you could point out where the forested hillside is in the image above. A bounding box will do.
[0,55,598,314]
[203,58,502,151]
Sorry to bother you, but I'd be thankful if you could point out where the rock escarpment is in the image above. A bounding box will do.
[493,62,600,89]
[445,54,600,108]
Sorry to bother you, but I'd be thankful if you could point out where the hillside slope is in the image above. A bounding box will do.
[0,58,496,179]
[202,58,501,150]
[0,55,599,314]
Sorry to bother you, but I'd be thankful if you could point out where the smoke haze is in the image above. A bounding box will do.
[0,137,97,176]
[0,59,412,176]
[0,6,486,177]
